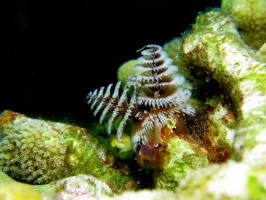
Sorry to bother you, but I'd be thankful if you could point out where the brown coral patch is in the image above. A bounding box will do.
[187,111,233,164]
[0,110,19,125]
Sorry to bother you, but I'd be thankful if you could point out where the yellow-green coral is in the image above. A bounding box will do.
[0,110,138,194]
[117,59,139,88]
[163,38,196,90]
[110,134,132,153]
[221,0,266,49]
[154,136,209,190]
[181,10,266,159]
[163,38,184,68]
[0,111,68,184]
[0,183,43,200]
[173,6,266,198]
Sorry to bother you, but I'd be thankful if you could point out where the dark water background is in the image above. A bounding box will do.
[2,0,221,127]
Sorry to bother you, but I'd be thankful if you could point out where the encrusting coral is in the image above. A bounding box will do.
[0,111,68,184]
[86,44,195,156]
[0,110,137,194]
[163,5,266,199]
[221,0,266,50]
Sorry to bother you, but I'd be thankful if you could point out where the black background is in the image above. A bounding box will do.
[2,0,221,127]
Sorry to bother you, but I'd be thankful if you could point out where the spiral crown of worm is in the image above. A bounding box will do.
[86,44,195,151]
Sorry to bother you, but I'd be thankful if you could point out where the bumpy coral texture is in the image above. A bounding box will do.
[86,44,195,151]
[0,117,67,184]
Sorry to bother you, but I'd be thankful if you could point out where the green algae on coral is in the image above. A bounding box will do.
[163,37,196,84]
[169,6,266,199]
[221,0,266,50]
[180,10,266,162]
[153,135,209,190]
[247,168,266,199]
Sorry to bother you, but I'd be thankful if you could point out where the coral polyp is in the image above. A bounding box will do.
[0,110,137,192]
[0,112,68,184]
[86,44,195,152]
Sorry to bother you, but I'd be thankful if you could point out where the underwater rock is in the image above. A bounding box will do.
[197,102,235,163]
[175,160,266,199]
[175,161,251,199]
[112,189,176,200]
[181,9,266,164]
[172,6,266,199]
[153,132,209,190]
[163,38,197,84]
[54,174,113,200]
[0,110,137,195]
[221,0,266,50]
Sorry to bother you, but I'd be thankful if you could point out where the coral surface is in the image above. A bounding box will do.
[221,0,266,50]
[0,110,137,195]
[0,110,68,184]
